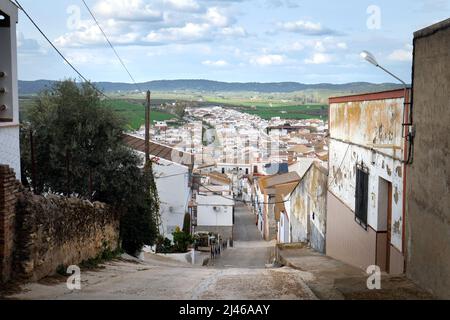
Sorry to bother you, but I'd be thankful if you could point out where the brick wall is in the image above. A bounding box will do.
[0,165,20,283]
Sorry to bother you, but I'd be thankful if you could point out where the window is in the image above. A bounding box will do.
[222,168,225,174]
[245,168,249,175]
[355,166,369,229]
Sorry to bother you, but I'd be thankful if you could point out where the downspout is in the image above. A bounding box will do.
[402,88,410,273]
[402,38,417,273]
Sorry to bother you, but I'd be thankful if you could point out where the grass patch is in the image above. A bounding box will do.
[238,104,328,120]
[102,99,175,130]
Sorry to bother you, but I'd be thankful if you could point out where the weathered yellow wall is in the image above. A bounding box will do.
[329,97,404,156]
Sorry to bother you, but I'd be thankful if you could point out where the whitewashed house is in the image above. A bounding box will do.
[123,134,194,240]
[326,89,410,274]
[0,0,20,179]
[195,194,234,240]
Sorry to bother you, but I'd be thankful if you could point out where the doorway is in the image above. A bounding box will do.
[376,177,392,272]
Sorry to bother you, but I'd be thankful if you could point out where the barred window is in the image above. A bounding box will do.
[355,167,369,229]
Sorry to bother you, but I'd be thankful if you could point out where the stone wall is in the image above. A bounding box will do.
[406,19,450,299]
[0,164,120,283]
[0,165,20,282]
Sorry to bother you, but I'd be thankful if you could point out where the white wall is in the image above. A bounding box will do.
[328,139,404,251]
[0,125,20,179]
[0,1,20,179]
[151,156,191,240]
[196,195,234,227]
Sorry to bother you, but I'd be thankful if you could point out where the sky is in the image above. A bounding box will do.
[13,0,450,84]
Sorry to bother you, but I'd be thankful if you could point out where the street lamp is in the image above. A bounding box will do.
[360,50,413,164]
[360,50,407,87]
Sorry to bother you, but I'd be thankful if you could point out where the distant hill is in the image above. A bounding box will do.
[18,79,405,95]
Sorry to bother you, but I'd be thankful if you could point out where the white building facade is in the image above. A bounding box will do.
[0,1,20,179]
[195,194,234,240]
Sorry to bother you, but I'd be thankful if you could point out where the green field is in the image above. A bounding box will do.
[19,97,176,131]
[20,89,328,130]
[111,91,329,120]
[238,104,328,120]
[102,100,175,130]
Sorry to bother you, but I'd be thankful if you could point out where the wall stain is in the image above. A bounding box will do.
[393,218,402,235]
[396,166,402,178]
[394,186,399,204]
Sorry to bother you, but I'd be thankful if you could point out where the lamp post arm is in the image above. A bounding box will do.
[377,65,407,88]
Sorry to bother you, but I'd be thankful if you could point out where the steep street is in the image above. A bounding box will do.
[209,204,272,269]
[8,204,316,300]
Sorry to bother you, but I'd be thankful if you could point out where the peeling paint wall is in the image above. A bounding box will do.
[289,164,327,253]
[328,139,404,251]
[327,93,406,271]
[329,98,404,159]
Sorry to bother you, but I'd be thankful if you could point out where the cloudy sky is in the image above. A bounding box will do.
[15,0,450,83]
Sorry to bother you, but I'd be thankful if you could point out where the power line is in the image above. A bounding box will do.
[14,0,110,99]
[154,172,189,180]
[328,144,350,188]
[81,0,143,93]
[197,180,297,206]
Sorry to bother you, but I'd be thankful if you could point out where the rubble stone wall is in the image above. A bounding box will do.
[0,164,120,283]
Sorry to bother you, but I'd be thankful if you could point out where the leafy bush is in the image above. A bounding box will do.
[155,235,173,254]
[172,227,194,253]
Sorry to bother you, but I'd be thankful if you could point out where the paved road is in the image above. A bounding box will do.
[208,204,274,269]
[8,204,316,300]
[233,204,262,241]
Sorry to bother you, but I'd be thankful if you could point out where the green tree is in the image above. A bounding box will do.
[174,102,186,119]
[20,79,159,256]
[182,213,191,234]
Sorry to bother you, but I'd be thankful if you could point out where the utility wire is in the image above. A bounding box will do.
[14,0,110,99]
[197,180,298,206]
[328,144,351,188]
[81,0,143,93]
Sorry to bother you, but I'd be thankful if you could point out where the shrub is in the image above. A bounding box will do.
[172,227,194,253]
[155,235,173,254]
[182,213,191,234]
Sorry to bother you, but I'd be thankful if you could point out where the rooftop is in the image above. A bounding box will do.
[329,88,410,104]
[122,133,194,167]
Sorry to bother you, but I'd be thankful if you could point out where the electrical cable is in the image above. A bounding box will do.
[14,0,110,99]
[80,0,143,93]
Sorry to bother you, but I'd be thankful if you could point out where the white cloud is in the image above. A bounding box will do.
[144,23,211,43]
[202,60,228,67]
[388,44,413,62]
[163,0,200,12]
[266,0,300,8]
[17,33,47,55]
[94,0,163,21]
[278,20,337,35]
[205,7,229,27]
[65,50,121,65]
[250,54,285,66]
[304,53,334,64]
[337,42,347,49]
[286,41,305,51]
[220,26,247,37]
[54,0,245,47]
